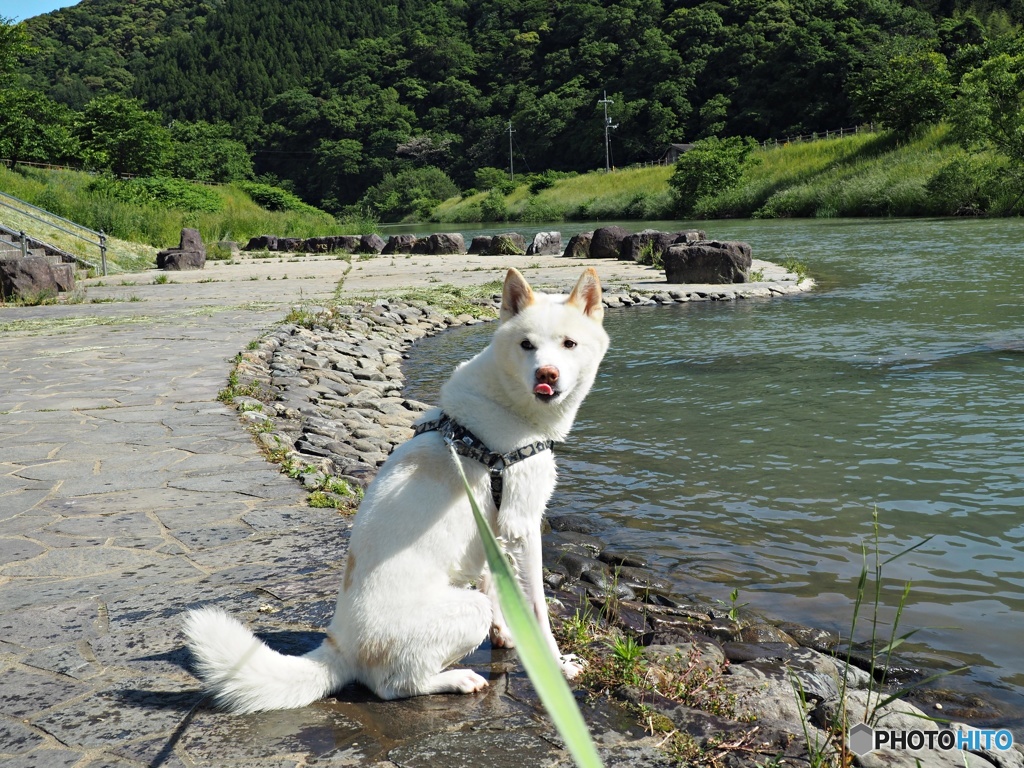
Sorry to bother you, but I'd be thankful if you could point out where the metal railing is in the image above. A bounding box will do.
[0,190,106,275]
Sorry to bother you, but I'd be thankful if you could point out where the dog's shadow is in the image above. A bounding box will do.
[117,631,378,768]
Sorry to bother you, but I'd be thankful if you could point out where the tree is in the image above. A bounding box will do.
[359,165,459,220]
[167,120,253,182]
[855,51,953,139]
[475,166,513,192]
[75,94,171,175]
[948,52,1024,209]
[0,16,33,85]
[0,87,77,165]
[669,136,758,215]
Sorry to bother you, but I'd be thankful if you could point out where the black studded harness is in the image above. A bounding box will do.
[414,412,555,510]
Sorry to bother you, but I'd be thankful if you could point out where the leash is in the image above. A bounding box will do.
[414,412,554,510]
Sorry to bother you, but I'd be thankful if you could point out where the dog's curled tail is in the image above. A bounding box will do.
[183,606,349,713]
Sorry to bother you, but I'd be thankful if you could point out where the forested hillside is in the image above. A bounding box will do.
[5,0,1024,218]
[19,0,219,108]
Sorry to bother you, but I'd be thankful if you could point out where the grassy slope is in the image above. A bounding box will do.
[0,166,370,273]
[433,125,1008,223]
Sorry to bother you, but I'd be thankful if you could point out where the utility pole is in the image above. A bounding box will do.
[507,120,515,182]
[599,91,618,172]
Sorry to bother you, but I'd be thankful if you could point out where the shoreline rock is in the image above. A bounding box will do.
[222,269,1017,767]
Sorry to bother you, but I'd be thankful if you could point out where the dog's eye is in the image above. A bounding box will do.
[563,338,577,349]
[520,339,536,351]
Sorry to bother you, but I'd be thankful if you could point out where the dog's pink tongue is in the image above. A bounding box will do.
[534,383,554,396]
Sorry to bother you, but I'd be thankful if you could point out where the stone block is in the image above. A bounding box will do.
[0,256,58,300]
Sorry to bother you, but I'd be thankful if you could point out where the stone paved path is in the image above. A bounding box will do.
[0,250,806,767]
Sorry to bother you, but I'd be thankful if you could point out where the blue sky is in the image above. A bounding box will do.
[7,1,81,22]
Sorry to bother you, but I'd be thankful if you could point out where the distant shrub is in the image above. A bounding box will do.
[516,196,565,222]
[926,152,1004,215]
[527,169,575,194]
[359,166,460,221]
[475,166,515,194]
[236,181,331,218]
[88,175,223,213]
[670,136,759,215]
[480,189,509,221]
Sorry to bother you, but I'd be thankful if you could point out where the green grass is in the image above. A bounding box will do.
[431,124,1015,223]
[353,281,503,320]
[434,165,675,223]
[0,165,378,273]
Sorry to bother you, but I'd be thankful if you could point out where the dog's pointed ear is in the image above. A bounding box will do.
[500,268,534,321]
[567,268,604,324]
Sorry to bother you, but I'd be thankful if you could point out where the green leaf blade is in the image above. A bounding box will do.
[450,447,604,768]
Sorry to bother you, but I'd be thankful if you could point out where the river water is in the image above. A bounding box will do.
[400,217,1024,721]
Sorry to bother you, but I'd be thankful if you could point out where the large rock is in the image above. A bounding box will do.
[484,233,525,255]
[562,231,593,258]
[179,227,205,254]
[51,263,76,292]
[302,235,364,253]
[663,241,751,284]
[468,235,492,254]
[336,235,362,252]
[417,232,465,255]
[216,240,241,256]
[0,256,58,300]
[157,228,206,270]
[301,236,331,253]
[526,231,562,256]
[244,234,278,251]
[382,235,417,254]
[590,226,631,259]
[620,230,677,264]
[358,234,386,254]
[156,250,206,270]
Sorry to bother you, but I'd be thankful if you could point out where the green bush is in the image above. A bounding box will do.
[88,175,224,213]
[236,181,332,218]
[475,166,515,194]
[670,136,759,215]
[0,166,370,265]
[479,189,509,222]
[926,152,1005,215]
[516,196,565,222]
[359,166,460,221]
[527,169,575,194]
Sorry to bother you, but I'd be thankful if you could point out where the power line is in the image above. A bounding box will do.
[510,129,532,174]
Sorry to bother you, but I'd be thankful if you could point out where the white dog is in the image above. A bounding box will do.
[183,267,609,712]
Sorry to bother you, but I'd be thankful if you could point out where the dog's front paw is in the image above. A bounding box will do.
[489,623,516,648]
[559,653,586,679]
[450,669,489,694]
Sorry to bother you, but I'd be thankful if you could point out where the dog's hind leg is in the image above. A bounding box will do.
[480,569,515,648]
[372,587,492,699]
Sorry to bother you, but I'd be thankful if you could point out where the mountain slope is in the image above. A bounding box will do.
[19,0,218,108]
